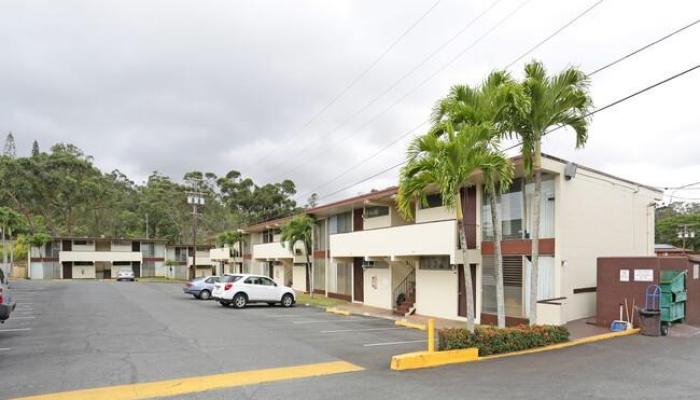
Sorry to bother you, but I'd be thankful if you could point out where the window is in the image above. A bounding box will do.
[314,223,327,250]
[336,262,352,295]
[260,277,276,286]
[330,212,352,234]
[482,179,524,240]
[365,205,389,218]
[419,256,451,270]
[244,277,260,284]
[222,275,243,283]
[141,243,155,257]
[73,240,93,246]
[314,259,326,291]
[205,277,220,284]
[262,229,279,244]
[421,193,443,209]
[481,255,524,317]
[74,261,94,266]
[113,261,131,266]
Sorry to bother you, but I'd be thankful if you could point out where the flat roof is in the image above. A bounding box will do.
[48,236,168,243]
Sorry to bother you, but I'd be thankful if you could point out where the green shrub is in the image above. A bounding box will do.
[438,325,570,356]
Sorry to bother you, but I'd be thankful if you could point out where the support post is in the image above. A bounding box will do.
[427,318,435,353]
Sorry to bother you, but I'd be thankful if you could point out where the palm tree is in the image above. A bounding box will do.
[0,207,23,274]
[510,61,592,324]
[280,214,315,296]
[426,72,523,328]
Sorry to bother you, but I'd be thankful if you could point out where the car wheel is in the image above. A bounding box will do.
[661,323,669,336]
[281,293,294,308]
[232,293,247,309]
[200,290,211,300]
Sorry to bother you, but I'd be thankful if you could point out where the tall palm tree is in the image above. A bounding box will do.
[427,72,523,328]
[510,61,592,324]
[280,214,315,296]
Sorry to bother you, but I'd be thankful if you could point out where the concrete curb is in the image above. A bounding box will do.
[394,319,426,331]
[390,328,640,371]
[325,307,351,316]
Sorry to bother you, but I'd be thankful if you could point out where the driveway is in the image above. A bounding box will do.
[1,280,700,400]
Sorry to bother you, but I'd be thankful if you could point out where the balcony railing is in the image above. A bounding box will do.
[59,251,142,263]
[253,242,295,260]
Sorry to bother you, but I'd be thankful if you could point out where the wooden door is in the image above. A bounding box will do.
[62,262,72,279]
[353,208,364,231]
[458,264,477,317]
[353,257,364,302]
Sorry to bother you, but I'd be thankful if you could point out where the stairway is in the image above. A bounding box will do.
[393,290,416,316]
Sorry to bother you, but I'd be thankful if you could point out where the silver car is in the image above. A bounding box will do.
[183,276,220,300]
[0,268,16,323]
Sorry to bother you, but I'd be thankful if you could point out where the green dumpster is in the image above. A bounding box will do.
[659,270,687,325]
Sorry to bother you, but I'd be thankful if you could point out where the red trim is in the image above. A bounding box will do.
[326,292,352,301]
[306,186,398,214]
[481,238,555,256]
[243,254,252,260]
[313,250,327,258]
[480,313,529,327]
[142,257,164,262]
[30,257,58,262]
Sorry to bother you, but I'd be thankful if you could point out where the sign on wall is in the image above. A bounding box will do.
[634,269,654,282]
[619,269,629,282]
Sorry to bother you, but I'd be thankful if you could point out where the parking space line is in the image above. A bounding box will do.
[363,340,426,347]
[0,347,10,351]
[265,314,323,318]
[10,360,364,400]
[321,327,405,333]
[0,328,31,333]
[292,318,370,324]
[10,316,36,320]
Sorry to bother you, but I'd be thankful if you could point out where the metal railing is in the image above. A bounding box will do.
[392,268,416,309]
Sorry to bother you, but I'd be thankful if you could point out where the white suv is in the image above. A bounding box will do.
[212,274,295,309]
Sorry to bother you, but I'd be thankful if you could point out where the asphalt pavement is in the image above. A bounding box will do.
[1,280,699,400]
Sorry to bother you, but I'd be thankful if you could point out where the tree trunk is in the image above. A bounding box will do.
[489,190,506,328]
[9,228,14,277]
[305,252,313,298]
[1,225,6,267]
[457,218,475,333]
[529,144,543,325]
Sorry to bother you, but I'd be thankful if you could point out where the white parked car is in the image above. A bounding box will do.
[212,274,295,309]
[116,270,135,281]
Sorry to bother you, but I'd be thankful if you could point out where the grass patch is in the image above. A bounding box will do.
[295,293,348,308]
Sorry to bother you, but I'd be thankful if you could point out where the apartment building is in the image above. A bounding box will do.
[300,154,661,326]
[28,237,167,279]
[241,217,301,288]
[209,238,252,276]
[165,245,214,279]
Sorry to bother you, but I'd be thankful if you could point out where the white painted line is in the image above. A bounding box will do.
[363,339,426,347]
[293,318,369,325]
[321,327,406,333]
[0,348,10,351]
[266,314,322,318]
[0,328,31,333]
[16,303,34,306]
[10,316,36,320]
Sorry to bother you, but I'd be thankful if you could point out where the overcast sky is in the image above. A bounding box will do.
[1,0,698,205]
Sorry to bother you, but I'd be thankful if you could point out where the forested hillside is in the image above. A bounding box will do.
[0,137,300,244]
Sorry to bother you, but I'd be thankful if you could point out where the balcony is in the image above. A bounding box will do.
[59,251,142,263]
[253,242,294,261]
[210,247,232,261]
[330,219,461,263]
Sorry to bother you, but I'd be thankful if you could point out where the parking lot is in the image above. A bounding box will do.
[3,280,700,400]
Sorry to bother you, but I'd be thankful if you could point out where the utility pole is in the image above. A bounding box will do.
[186,179,205,280]
[145,213,149,238]
[678,224,696,253]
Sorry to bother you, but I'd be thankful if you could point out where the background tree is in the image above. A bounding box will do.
[28,232,51,259]
[509,60,592,324]
[280,214,314,295]
[31,140,40,157]
[0,207,24,271]
[656,202,700,250]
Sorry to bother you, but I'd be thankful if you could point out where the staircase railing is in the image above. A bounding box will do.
[392,268,416,309]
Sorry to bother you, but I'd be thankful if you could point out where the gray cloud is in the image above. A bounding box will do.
[1,0,698,203]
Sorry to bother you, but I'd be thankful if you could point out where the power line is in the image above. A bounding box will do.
[287,0,605,187]
[264,0,443,173]
[504,0,605,69]
[267,0,513,175]
[316,63,700,203]
[296,0,615,201]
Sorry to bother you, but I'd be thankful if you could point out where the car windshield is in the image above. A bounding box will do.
[221,275,243,283]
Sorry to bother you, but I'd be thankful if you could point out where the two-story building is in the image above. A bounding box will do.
[165,244,214,279]
[299,154,661,326]
[242,217,302,288]
[28,237,167,279]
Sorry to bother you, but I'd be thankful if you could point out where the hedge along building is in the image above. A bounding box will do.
[304,153,661,326]
[28,236,167,279]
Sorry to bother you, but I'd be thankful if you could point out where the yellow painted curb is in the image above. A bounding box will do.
[11,361,364,400]
[391,348,478,370]
[325,307,351,316]
[390,328,640,371]
[394,319,426,331]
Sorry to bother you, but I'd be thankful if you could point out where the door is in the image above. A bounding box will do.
[353,208,364,231]
[132,262,141,278]
[353,257,364,302]
[62,262,72,279]
[458,264,477,317]
[242,276,264,301]
[259,276,280,300]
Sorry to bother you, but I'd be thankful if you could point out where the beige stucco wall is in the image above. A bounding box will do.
[363,267,392,310]
[416,268,459,320]
[292,265,307,292]
[59,251,141,263]
[555,162,660,323]
[72,264,95,279]
[272,264,288,287]
[110,242,132,252]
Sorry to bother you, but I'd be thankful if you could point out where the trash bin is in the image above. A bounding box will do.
[638,308,661,336]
